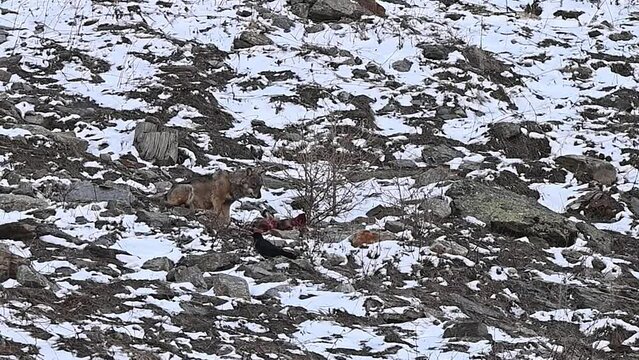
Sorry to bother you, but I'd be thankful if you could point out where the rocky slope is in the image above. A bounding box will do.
[1,0,639,358]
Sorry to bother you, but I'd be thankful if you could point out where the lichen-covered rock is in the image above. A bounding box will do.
[448,179,578,246]
[555,155,617,186]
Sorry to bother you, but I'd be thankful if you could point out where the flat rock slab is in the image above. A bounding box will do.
[65,181,132,203]
[448,179,577,247]
[134,121,178,165]
[555,154,617,186]
[0,194,48,212]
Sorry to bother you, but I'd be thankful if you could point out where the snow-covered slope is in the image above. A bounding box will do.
[1,0,639,358]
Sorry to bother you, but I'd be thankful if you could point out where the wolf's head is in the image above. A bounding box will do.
[231,167,264,199]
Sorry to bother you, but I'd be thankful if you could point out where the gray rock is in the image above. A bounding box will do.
[19,124,88,152]
[271,15,295,32]
[16,265,58,290]
[420,44,450,60]
[23,114,46,126]
[430,239,468,256]
[448,179,578,247]
[385,220,407,233]
[392,59,413,72]
[233,31,274,49]
[420,198,452,219]
[179,253,240,272]
[136,210,173,228]
[323,253,347,266]
[487,122,551,160]
[263,284,292,298]
[555,155,617,186]
[142,257,175,272]
[0,248,27,281]
[12,182,35,196]
[133,122,178,165]
[154,181,173,194]
[334,283,355,293]
[366,205,403,219]
[65,181,132,203]
[205,274,251,300]
[308,0,375,21]
[414,166,458,187]
[305,24,325,33]
[0,69,11,82]
[0,194,48,212]
[422,144,464,165]
[166,265,207,289]
[443,321,490,340]
[0,55,20,68]
[378,230,398,241]
[387,159,418,169]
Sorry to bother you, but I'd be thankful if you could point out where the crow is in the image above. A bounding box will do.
[252,232,298,260]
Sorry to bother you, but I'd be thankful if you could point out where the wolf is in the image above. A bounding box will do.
[165,167,264,226]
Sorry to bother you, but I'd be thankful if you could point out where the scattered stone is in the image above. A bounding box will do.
[16,265,58,290]
[323,253,347,267]
[64,181,132,203]
[351,230,380,247]
[233,31,274,49]
[263,284,292,298]
[0,248,27,282]
[133,121,179,165]
[420,198,452,219]
[443,321,490,340]
[378,230,398,241]
[387,159,417,169]
[609,31,634,42]
[420,44,450,60]
[179,253,240,272]
[610,62,633,77]
[0,69,11,82]
[430,239,469,256]
[206,274,251,300]
[414,166,458,187]
[567,190,623,222]
[0,194,48,212]
[136,210,173,228]
[487,122,550,160]
[448,179,578,247]
[142,257,175,272]
[382,308,422,324]
[492,170,540,199]
[166,265,207,289]
[305,24,325,33]
[555,155,617,186]
[384,220,407,233]
[391,59,413,72]
[334,283,355,293]
[0,221,37,242]
[19,124,88,152]
[366,205,403,219]
[308,0,385,21]
[553,10,583,20]
[422,144,464,165]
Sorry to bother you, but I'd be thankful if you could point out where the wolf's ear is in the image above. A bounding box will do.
[246,168,253,176]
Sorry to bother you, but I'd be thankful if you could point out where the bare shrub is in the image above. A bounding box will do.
[278,123,373,226]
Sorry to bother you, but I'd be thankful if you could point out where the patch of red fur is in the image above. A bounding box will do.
[357,0,386,17]
[351,230,380,247]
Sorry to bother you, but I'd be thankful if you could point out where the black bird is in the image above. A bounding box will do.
[252,232,298,260]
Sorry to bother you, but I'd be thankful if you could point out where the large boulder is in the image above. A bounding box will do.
[133,121,178,165]
[0,194,48,212]
[555,155,617,186]
[307,0,385,22]
[448,180,578,246]
[487,122,550,160]
[205,274,251,300]
[64,181,133,203]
